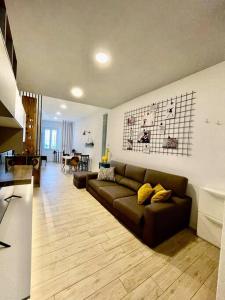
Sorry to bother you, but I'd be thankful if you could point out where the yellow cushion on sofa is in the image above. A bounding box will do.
[137,183,153,205]
[152,183,164,194]
[151,189,172,203]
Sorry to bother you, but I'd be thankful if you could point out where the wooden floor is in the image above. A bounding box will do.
[31,163,219,300]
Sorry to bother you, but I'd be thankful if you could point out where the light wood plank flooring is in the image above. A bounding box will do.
[31,163,219,300]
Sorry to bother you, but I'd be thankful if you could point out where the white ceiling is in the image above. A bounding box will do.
[5,0,225,108]
[42,96,101,121]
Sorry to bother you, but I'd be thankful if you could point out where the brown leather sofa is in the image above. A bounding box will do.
[86,161,192,247]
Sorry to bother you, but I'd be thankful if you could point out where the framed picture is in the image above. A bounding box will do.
[127,116,135,126]
[165,100,176,119]
[127,139,133,150]
[129,127,134,140]
[159,121,166,134]
[137,129,151,143]
[141,111,155,127]
[162,137,178,149]
[143,144,151,154]
[150,103,158,111]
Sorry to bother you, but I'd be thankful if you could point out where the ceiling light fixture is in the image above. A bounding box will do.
[54,116,58,120]
[71,87,84,98]
[56,111,61,115]
[60,104,67,109]
[95,52,110,64]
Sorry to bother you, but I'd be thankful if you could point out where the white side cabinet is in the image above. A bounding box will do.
[197,187,225,248]
[216,202,225,299]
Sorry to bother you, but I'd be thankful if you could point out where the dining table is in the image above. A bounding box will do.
[61,155,73,174]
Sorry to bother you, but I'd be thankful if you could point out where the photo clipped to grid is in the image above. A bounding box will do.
[123,91,196,156]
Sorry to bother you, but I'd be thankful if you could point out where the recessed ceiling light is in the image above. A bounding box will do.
[54,116,58,120]
[71,87,84,98]
[95,52,110,64]
[60,104,67,109]
[56,111,61,115]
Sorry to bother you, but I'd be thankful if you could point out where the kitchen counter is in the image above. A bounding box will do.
[0,182,33,300]
[0,165,33,187]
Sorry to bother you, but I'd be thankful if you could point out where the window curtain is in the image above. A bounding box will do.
[62,120,73,154]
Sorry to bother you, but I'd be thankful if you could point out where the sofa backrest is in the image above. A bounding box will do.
[119,164,146,191]
[110,161,188,196]
[144,169,188,197]
[110,161,146,191]
[110,160,126,176]
[125,164,146,183]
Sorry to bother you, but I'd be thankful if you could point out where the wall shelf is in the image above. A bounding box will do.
[0,0,6,39]
[0,0,17,79]
[85,142,94,147]
[0,21,25,130]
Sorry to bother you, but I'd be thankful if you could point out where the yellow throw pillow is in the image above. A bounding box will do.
[151,189,172,203]
[153,183,164,194]
[137,183,154,205]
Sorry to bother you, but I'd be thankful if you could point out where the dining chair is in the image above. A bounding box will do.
[79,155,89,171]
[61,154,69,172]
[70,156,79,172]
[74,152,82,158]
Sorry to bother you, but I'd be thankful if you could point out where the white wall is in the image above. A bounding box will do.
[41,120,63,161]
[74,109,109,172]
[108,61,225,229]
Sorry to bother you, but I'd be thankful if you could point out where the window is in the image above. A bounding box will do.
[44,128,57,150]
[51,129,57,149]
[44,129,50,149]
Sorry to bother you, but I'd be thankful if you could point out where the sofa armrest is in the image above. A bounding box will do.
[143,196,191,247]
[86,172,98,189]
[86,172,98,180]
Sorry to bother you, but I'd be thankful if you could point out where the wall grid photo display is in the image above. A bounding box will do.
[122,91,196,156]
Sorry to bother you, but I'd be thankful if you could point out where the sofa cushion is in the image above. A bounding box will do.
[114,195,145,225]
[151,189,172,203]
[98,185,136,205]
[144,169,188,197]
[110,161,126,176]
[115,174,124,184]
[125,164,146,183]
[120,177,142,192]
[137,183,154,205]
[88,179,118,192]
[153,183,164,193]
[97,167,115,182]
